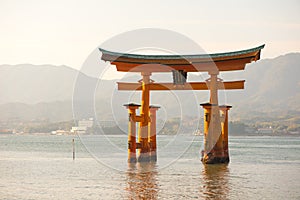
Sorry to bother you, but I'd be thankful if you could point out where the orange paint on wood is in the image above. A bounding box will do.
[112,57,253,72]
[149,106,160,162]
[137,72,151,162]
[124,104,140,163]
[117,81,245,91]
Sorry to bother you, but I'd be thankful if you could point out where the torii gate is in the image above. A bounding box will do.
[99,44,264,164]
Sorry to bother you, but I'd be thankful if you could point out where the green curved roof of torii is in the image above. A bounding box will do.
[99,44,265,60]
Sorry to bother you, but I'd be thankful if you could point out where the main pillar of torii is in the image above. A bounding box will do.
[200,71,225,164]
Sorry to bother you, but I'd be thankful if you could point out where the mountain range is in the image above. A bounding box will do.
[0,53,299,122]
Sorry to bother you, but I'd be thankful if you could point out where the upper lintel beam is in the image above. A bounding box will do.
[112,57,253,72]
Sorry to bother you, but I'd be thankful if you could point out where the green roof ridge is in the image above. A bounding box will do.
[99,44,265,60]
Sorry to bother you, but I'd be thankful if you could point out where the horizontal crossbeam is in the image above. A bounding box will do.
[117,81,245,90]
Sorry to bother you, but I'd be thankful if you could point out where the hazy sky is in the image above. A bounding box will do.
[0,0,299,69]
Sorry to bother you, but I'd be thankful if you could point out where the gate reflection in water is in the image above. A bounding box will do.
[126,163,158,200]
[200,164,229,199]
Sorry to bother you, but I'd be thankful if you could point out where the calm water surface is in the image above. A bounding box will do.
[0,135,299,199]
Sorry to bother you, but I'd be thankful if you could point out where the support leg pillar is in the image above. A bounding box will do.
[124,103,141,163]
[149,105,160,162]
[220,105,232,163]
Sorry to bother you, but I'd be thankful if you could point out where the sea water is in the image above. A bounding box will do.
[0,135,299,199]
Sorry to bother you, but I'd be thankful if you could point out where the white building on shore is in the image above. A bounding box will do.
[257,126,273,134]
[71,118,94,134]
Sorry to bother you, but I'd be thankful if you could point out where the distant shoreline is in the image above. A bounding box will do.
[2,132,299,137]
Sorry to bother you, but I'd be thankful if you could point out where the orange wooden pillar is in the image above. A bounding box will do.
[149,105,160,162]
[137,72,151,162]
[124,103,140,163]
[201,103,231,164]
[200,103,224,164]
[200,103,212,161]
[200,103,219,163]
[200,72,224,164]
[219,105,232,163]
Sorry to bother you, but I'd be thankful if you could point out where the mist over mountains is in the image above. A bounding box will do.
[0,53,299,122]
